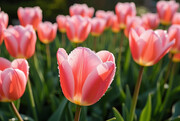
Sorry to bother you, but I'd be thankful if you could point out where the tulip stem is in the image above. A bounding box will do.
[113,33,117,47]
[129,66,144,121]
[164,53,173,84]
[74,105,81,121]
[27,79,38,121]
[62,33,66,47]
[46,44,51,69]
[93,36,98,51]
[10,102,24,121]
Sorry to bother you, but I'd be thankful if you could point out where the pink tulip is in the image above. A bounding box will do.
[124,16,143,37]
[172,13,180,25]
[90,17,106,36]
[3,25,36,59]
[172,53,180,62]
[37,21,57,44]
[0,57,29,102]
[57,47,116,106]
[56,15,69,33]
[142,13,160,29]
[111,15,120,33]
[66,15,91,43]
[69,4,94,18]
[115,2,136,29]
[0,23,5,45]
[17,6,42,29]
[168,25,180,53]
[129,28,175,66]
[96,10,114,28]
[0,11,8,28]
[156,0,179,25]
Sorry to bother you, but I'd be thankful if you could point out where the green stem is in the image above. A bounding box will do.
[10,102,23,121]
[164,53,173,84]
[129,66,144,121]
[159,62,176,121]
[74,105,81,121]
[62,33,66,47]
[93,36,98,51]
[27,79,38,121]
[46,44,51,69]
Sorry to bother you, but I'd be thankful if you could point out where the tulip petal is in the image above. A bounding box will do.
[82,61,115,106]
[2,68,27,101]
[96,51,115,63]
[0,57,11,71]
[11,59,29,79]
[0,70,5,99]
[57,48,68,65]
[68,47,102,97]
[59,60,74,102]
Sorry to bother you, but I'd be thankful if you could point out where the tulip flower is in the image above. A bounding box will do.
[124,16,143,37]
[37,21,57,44]
[90,17,106,36]
[0,57,29,102]
[156,0,179,25]
[17,6,42,29]
[0,23,5,45]
[96,10,114,28]
[56,15,69,33]
[66,15,91,43]
[111,15,120,33]
[0,11,8,28]
[3,25,36,59]
[57,47,116,106]
[142,13,160,30]
[168,25,180,53]
[129,28,175,66]
[172,13,180,25]
[172,53,180,62]
[69,3,94,18]
[115,2,136,29]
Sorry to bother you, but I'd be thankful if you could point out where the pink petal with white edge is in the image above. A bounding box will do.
[96,51,115,63]
[11,59,29,79]
[57,48,68,65]
[0,57,11,71]
[59,60,74,102]
[0,70,5,99]
[68,47,102,97]
[2,68,27,101]
[82,61,115,106]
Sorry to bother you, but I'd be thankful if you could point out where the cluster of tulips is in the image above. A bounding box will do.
[0,0,180,121]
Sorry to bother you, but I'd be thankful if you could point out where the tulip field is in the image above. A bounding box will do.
[0,1,180,121]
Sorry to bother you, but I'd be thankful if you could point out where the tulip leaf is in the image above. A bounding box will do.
[106,117,116,121]
[139,94,152,121]
[112,107,124,121]
[48,98,67,121]
[171,101,180,118]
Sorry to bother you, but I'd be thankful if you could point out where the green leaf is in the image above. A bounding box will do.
[106,117,116,121]
[112,107,124,121]
[139,94,152,121]
[48,98,67,121]
[171,101,180,118]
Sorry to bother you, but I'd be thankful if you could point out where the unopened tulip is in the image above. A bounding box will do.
[172,53,180,62]
[0,23,4,45]
[142,13,160,29]
[168,25,180,53]
[96,10,114,28]
[124,16,143,37]
[3,25,36,59]
[115,2,136,29]
[90,18,106,36]
[66,15,91,43]
[69,4,94,18]
[57,47,116,106]
[0,11,8,28]
[156,0,179,25]
[17,6,42,29]
[37,21,57,44]
[111,15,120,33]
[56,15,69,33]
[0,58,29,102]
[172,13,180,25]
[129,28,175,66]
